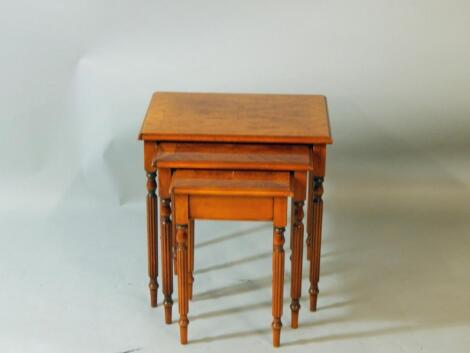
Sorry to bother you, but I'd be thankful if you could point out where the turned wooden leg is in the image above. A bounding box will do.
[173,205,178,275]
[188,219,195,300]
[309,176,324,311]
[272,226,286,347]
[146,172,159,307]
[176,224,189,344]
[290,200,304,328]
[306,171,313,261]
[160,198,173,323]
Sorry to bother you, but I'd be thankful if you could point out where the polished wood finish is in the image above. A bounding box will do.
[157,168,173,323]
[190,195,274,221]
[172,171,290,346]
[170,170,293,197]
[175,223,189,344]
[272,225,285,347]
[175,194,190,344]
[306,171,313,261]
[145,171,158,307]
[188,219,195,300]
[154,142,312,171]
[309,145,326,312]
[144,140,158,171]
[160,197,173,322]
[140,91,331,343]
[290,171,307,328]
[172,196,177,276]
[272,196,287,347]
[153,141,312,296]
[139,92,332,144]
[144,141,159,307]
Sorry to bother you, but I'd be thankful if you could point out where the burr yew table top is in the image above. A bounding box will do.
[139,91,332,144]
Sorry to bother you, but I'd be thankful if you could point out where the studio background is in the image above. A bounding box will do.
[1,1,469,352]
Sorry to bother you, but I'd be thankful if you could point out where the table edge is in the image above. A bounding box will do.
[138,132,333,144]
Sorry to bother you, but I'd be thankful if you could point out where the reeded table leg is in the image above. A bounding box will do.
[290,200,304,328]
[272,226,285,347]
[176,224,189,344]
[272,196,287,347]
[158,168,173,323]
[290,171,306,328]
[175,194,190,345]
[188,219,195,300]
[160,198,173,323]
[309,145,326,312]
[173,207,178,275]
[146,171,159,307]
[306,171,313,261]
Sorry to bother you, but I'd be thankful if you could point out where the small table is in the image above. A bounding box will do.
[138,92,332,322]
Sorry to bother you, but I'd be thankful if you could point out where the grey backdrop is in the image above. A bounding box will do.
[1,1,469,352]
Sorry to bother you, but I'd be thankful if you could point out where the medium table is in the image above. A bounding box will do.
[138,92,332,325]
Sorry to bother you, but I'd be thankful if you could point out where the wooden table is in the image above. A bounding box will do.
[139,92,332,326]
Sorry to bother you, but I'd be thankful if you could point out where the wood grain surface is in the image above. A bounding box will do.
[154,142,312,171]
[139,92,332,144]
[170,170,293,197]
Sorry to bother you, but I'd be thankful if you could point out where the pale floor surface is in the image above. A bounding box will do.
[1,184,470,353]
[1,144,470,352]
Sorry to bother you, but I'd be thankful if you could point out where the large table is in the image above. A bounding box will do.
[138,91,332,325]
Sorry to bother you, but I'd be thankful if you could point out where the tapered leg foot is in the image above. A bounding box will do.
[272,319,282,347]
[309,285,319,311]
[179,317,189,344]
[290,300,300,328]
[149,280,158,307]
[164,300,173,324]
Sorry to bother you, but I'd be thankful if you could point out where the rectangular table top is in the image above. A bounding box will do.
[155,142,312,171]
[139,92,332,144]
